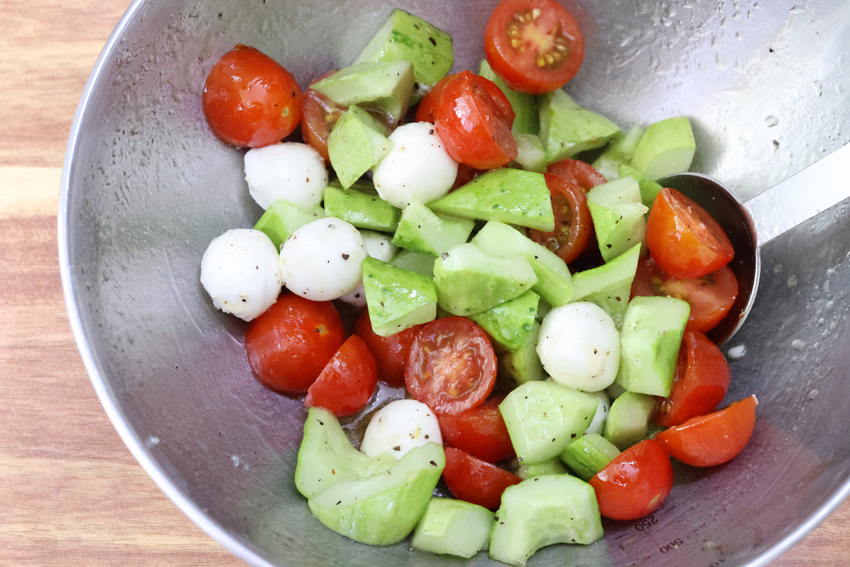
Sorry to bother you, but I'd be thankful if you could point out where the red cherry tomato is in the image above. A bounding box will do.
[437,397,515,463]
[547,159,607,193]
[484,0,585,95]
[527,173,593,265]
[405,317,497,415]
[590,439,674,521]
[434,70,518,170]
[442,447,522,510]
[656,396,758,467]
[646,188,735,279]
[245,294,345,394]
[300,70,344,163]
[415,73,457,123]
[202,45,303,148]
[631,255,739,333]
[654,329,731,428]
[305,335,378,417]
[353,309,419,388]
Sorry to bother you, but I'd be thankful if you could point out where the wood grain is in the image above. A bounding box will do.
[0,0,847,565]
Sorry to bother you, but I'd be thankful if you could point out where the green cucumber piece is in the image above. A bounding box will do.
[499,381,599,464]
[615,296,690,397]
[327,106,392,189]
[516,458,569,480]
[571,244,641,328]
[323,183,401,233]
[512,133,547,172]
[479,60,539,135]
[489,475,604,566]
[469,290,539,352]
[410,498,494,558]
[539,90,621,164]
[391,200,475,257]
[603,391,656,450]
[353,9,454,104]
[560,433,620,481]
[362,256,437,336]
[388,248,435,277]
[308,442,445,546]
[630,116,696,180]
[499,320,546,387]
[591,125,645,181]
[619,164,664,211]
[429,169,554,231]
[253,198,325,251]
[586,176,648,263]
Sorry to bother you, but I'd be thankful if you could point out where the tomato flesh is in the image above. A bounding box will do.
[646,188,735,279]
[437,397,515,463]
[434,70,518,170]
[590,439,674,521]
[547,159,607,193]
[654,329,731,427]
[442,447,522,510]
[305,335,378,417]
[631,255,739,333]
[245,294,345,394]
[405,317,497,415]
[300,70,344,163]
[484,0,585,95]
[656,396,758,467]
[527,173,593,265]
[202,45,303,148]
[353,309,419,388]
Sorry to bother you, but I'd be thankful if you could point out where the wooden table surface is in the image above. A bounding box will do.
[1,0,848,565]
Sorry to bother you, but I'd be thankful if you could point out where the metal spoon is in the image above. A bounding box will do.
[657,143,850,345]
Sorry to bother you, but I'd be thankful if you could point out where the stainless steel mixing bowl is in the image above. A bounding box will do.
[59,0,850,565]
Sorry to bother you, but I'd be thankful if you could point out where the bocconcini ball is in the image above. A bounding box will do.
[244,142,328,209]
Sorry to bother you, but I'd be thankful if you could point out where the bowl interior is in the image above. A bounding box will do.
[62,0,850,565]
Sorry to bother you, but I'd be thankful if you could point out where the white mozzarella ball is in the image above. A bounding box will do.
[338,231,399,308]
[537,302,621,392]
[372,122,458,209]
[200,228,282,321]
[279,217,366,300]
[582,390,611,437]
[360,399,443,460]
[244,142,328,210]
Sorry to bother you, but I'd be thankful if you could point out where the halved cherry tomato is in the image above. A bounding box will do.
[527,173,593,265]
[656,396,758,467]
[654,329,731,427]
[203,45,303,148]
[434,70,518,169]
[484,0,585,95]
[405,317,497,415]
[442,447,522,510]
[437,397,515,463]
[646,188,735,279]
[631,255,739,333]
[547,159,607,193]
[590,439,674,521]
[353,309,419,388]
[305,335,378,417]
[245,293,345,394]
[415,73,457,123]
[300,70,344,163]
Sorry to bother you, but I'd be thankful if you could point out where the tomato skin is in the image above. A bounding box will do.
[484,0,585,95]
[442,447,522,510]
[434,71,518,170]
[300,70,344,163]
[654,330,731,427]
[631,255,739,334]
[646,188,735,279]
[203,45,303,148]
[304,335,378,417]
[415,73,457,123]
[547,159,607,193]
[245,294,345,394]
[527,173,593,265]
[405,317,497,415]
[590,439,674,521]
[656,396,758,467]
[437,397,515,463]
[353,309,419,388]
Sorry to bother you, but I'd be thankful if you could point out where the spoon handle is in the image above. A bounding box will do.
[745,144,850,247]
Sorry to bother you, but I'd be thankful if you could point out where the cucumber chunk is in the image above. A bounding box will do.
[499,381,599,464]
[489,475,604,566]
[512,133,547,172]
[469,290,539,352]
[591,125,645,181]
[630,116,696,181]
[586,176,648,263]
[615,296,690,397]
[323,183,401,233]
[571,243,641,328]
[308,442,445,546]
[328,106,392,189]
[253,198,324,251]
[516,458,569,480]
[619,163,664,211]
[479,60,539,135]
[603,391,656,450]
[363,256,437,336]
[389,248,435,277]
[429,169,555,231]
[538,90,621,164]
[410,498,494,558]
[560,433,621,481]
[499,320,546,387]
[354,9,454,104]
[391,200,474,257]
